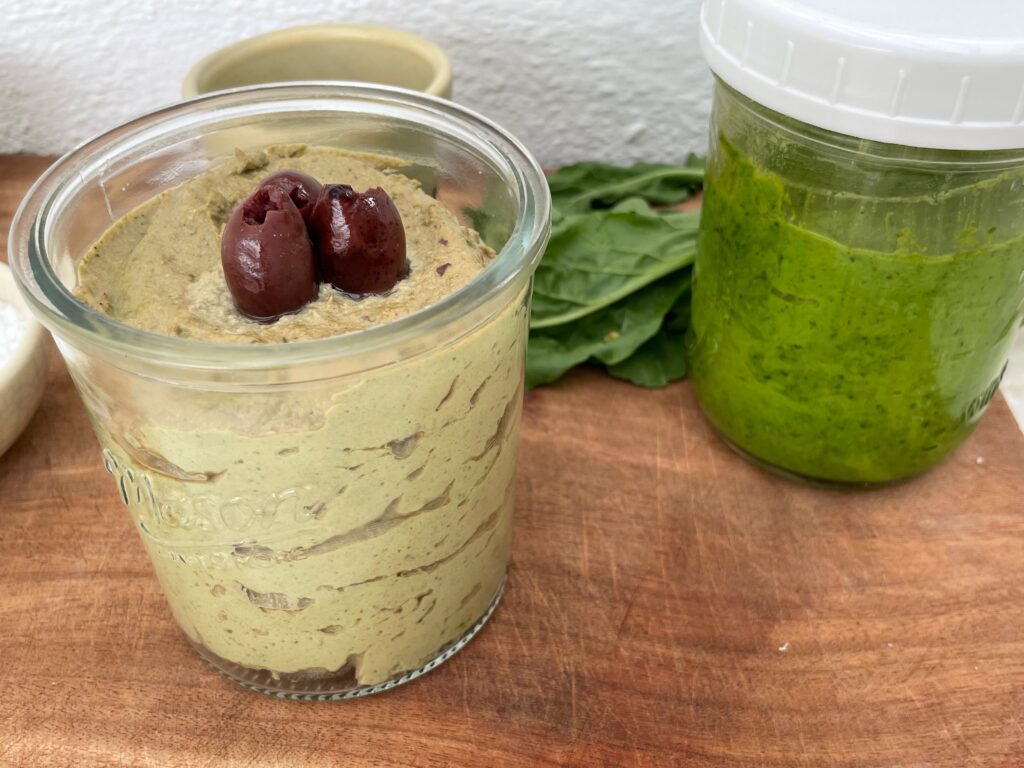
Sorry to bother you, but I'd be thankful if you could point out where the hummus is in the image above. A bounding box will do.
[76,145,493,342]
[74,146,528,695]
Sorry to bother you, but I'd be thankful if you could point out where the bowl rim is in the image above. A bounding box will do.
[182,24,453,99]
[0,261,47,432]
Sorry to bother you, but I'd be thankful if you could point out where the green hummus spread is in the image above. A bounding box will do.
[76,145,492,342]
[74,146,527,693]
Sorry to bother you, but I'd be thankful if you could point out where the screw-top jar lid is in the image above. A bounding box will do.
[699,0,1024,150]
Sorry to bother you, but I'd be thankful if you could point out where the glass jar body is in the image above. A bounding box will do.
[64,280,528,698]
[10,84,549,697]
[690,80,1024,484]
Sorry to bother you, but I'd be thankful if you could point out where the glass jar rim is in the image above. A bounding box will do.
[9,82,550,372]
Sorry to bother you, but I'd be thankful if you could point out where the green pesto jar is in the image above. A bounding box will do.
[694,0,1024,484]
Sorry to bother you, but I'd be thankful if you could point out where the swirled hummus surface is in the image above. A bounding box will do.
[75,144,493,342]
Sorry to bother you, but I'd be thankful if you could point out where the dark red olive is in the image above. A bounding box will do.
[307,184,409,294]
[259,169,322,223]
[220,185,318,322]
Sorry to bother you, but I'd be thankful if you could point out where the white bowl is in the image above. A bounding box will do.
[0,261,48,459]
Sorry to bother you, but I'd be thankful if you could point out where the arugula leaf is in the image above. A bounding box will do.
[526,270,691,389]
[530,206,699,329]
[548,155,705,217]
[607,283,691,387]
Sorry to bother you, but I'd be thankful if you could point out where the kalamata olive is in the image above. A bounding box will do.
[259,169,322,223]
[307,184,409,294]
[220,185,318,322]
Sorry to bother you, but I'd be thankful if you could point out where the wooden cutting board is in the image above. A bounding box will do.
[2,155,1023,768]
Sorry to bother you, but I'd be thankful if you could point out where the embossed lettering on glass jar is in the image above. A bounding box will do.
[10,84,550,699]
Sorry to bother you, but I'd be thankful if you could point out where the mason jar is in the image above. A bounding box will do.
[692,0,1024,484]
[10,84,550,699]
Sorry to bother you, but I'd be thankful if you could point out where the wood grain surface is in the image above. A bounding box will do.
[2,156,1023,768]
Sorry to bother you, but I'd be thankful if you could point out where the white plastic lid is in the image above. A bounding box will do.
[699,0,1024,150]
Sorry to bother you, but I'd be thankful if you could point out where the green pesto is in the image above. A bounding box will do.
[689,134,1024,484]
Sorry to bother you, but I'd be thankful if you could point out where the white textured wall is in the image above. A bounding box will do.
[1,0,711,166]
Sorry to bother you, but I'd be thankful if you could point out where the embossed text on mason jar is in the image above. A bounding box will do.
[102,447,322,543]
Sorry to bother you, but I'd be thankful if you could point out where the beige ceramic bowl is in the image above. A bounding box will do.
[0,261,48,459]
[183,24,453,99]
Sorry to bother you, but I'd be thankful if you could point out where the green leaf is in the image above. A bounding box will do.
[461,205,512,252]
[526,270,691,389]
[530,207,699,330]
[607,285,692,388]
[606,332,687,387]
[548,161,705,217]
[682,152,706,173]
[527,156,705,389]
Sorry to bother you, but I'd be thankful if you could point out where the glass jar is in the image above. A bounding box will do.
[9,84,550,698]
[690,80,1024,484]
